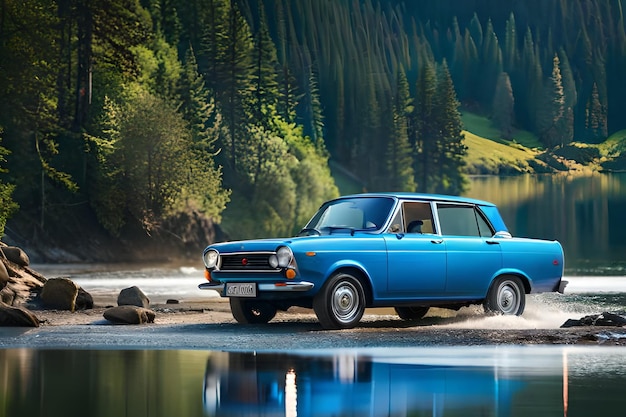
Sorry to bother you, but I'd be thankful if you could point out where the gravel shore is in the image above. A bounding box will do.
[17,296,626,349]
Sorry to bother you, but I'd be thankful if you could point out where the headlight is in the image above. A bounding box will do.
[276,246,293,268]
[203,249,219,269]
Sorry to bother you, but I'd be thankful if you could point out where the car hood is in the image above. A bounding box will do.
[207,238,295,253]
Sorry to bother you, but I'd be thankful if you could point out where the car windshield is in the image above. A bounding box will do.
[302,197,395,233]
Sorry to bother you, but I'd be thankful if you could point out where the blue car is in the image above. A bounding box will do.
[200,193,566,329]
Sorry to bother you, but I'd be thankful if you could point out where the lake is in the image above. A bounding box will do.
[1,346,626,417]
[464,172,626,274]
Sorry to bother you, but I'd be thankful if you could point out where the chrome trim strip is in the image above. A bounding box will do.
[198,281,314,294]
[258,282,314,292]
[198,283,225,292]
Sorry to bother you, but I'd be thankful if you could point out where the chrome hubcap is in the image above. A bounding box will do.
[332,282,359,323]
[498,282,519,314]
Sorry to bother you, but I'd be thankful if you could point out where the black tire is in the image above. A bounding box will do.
[394,306,429,321]
[313,272,366,329]
[229,298,277,324]
[483,275,526,316]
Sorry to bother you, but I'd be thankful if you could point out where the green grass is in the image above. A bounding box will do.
[596,129,626,157]
[463,131,543,175]
[461,112,543,149]
[461,111,546,174]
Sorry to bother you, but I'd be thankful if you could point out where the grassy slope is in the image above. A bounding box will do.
[463,131,544,175]
[461,112,547,175]
[596,130,626,157]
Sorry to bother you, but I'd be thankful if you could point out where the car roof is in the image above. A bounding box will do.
[334,192,496,207]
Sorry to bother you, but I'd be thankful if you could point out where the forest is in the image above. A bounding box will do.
[1,0,625,259]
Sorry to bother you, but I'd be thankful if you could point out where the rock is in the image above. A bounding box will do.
[76,287,94,310]
[0,244,46,306]
[0,302,40,327]
[0,246,30,267]
[103,305,156,324]
[41,278,79,311]
[117,286,150,308]
[561,312,626,328]
[0,261,8,290]
[560,319,581,328]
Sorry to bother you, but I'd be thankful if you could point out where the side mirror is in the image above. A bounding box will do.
[493,231,512,239]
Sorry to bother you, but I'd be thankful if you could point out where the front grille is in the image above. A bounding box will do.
[220,253,277,271]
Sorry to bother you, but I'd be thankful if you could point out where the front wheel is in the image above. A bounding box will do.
[313,272,366,329]
[483,276,526,315]
[230,298,277,324]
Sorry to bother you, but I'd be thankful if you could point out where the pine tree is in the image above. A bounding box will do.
[558,49,577,145]
[503,12,518,73]
[0,130,18,237]
[274,0,300,124]
[492,72,515,140]
[386,67,416,192]
[250,1,280,124]
[433,60,467,195]
[179,46,220,148]
[537,53,565,147]
[201,0,255,174]
[585,82,607,141]
[412,61,437,193]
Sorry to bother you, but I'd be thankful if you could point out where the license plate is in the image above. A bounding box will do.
[226,283,257,297]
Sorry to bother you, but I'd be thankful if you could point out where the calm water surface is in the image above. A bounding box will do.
[464,173,626,273]
[1,347,625,417]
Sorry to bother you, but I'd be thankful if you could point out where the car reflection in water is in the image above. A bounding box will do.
[203,350,529,417]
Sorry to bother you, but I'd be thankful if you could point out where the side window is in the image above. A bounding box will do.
[402,202,435,233]
[437,204,480,237]
[476,209,494,237]
[387,210,402,233]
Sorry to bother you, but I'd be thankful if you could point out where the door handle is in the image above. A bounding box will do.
[430,239,443,244]
[486,240,500,245]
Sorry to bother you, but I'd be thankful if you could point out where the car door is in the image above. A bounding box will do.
[436,203,502,297]
[384,201,447,296]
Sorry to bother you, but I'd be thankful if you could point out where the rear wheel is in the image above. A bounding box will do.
[229,298,277,324]
[313,272,366,329]
[483,276,525,315]
[394,306,429,321]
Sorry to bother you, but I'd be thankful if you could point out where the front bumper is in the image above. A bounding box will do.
[198,281,314,296]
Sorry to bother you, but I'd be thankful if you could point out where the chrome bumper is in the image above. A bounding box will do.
[198,281,314,295]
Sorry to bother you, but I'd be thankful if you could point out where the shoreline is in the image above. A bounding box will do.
[21,295,626,347]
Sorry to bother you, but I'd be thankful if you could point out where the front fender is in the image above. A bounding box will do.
[321,259,377,297]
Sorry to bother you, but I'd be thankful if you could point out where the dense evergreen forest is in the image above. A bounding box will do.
[1,0,625,259]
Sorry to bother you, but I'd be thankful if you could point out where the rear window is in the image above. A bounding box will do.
[436,204,494,237]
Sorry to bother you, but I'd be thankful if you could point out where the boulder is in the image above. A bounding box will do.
[0,261,8,290]
[103,305,155,324]
[117,286,150,308]
[561,312,626,328]
[0,302,40,327]
[0,244,45,306]
[0,246,30,267]
[41,278,79,311]
[76,287,94,310]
